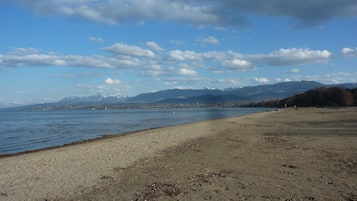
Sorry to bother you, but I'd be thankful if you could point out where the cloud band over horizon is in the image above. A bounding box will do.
[0,44,336,74]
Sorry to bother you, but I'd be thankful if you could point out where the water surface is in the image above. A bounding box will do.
[0,107,271,155]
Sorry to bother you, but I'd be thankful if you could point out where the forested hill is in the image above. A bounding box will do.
[278,87,357,107]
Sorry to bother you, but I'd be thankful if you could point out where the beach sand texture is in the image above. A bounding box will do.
[0,108,356,201]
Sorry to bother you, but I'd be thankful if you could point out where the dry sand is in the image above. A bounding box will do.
[0,107,356,201]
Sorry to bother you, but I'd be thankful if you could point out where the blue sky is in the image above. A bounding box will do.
[0,0,357,106]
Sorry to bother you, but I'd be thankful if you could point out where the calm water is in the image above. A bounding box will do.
[0,107,271,155]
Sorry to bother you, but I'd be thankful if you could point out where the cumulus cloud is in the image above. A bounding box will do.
[249,48,332,66]
[0,45,336,81]
[105,78,121,85]
[88,36,104,43]
[0,48,140,69]
[341,47,357,57]
[222,59,255,71]
[145,65,163,77]
[178,68,197,76]
[146,41,164,51]
[169,50,200,61]
[13,0,357,27]
[8,47,38,55]
[254,77,270,84]
[102,43,155,57]
[253,77,270,84]
[0,48,67,67]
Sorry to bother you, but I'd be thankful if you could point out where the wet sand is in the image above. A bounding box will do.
[0,108,356,201]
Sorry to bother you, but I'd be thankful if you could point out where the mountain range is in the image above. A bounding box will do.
[7,81,357,110]
[126,81,357,104]
[58,93,128,104]
[129,81,326,104]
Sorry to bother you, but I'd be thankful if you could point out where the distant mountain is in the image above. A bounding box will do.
[128,88,224,103]
[6,81,357,110]
[128,81,342,104]
[10,94,129,111]
[225,81,325,100]
[155,94,250,104]
[59,93,128,104]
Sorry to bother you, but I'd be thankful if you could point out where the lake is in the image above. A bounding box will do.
[0,107,272,155]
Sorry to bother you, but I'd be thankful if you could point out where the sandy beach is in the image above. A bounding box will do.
[0,107,356,201]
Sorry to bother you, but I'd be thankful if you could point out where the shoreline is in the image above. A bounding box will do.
[0,109,276,201]
[1,107,356,201]
[0,108,273,158]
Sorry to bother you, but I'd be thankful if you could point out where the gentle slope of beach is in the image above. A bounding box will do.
[0,108,356,201]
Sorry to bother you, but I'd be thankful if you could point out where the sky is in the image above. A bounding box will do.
[0,0,357,106]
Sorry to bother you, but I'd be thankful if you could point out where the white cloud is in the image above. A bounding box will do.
[253,77,270,84]
[9,47,38,55]
[222,59,255,71]
[88,36,104,43]
[0,48,140,69]
[145,65,165,77]
[249,48,332,66]
[169,50,200,61]
[212,70,225,74]
[0,45,343,90]
[0,50,66,67]
[102,43,155,57]
[146,41,164,51]
[341,47,357,57]
[0,46,335,75]
[178,68,197,76]
[196,36,220,44]
[105,78,121,85]
[76,5,117,24]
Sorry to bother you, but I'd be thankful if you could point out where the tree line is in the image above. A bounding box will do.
[245,87,357,107]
